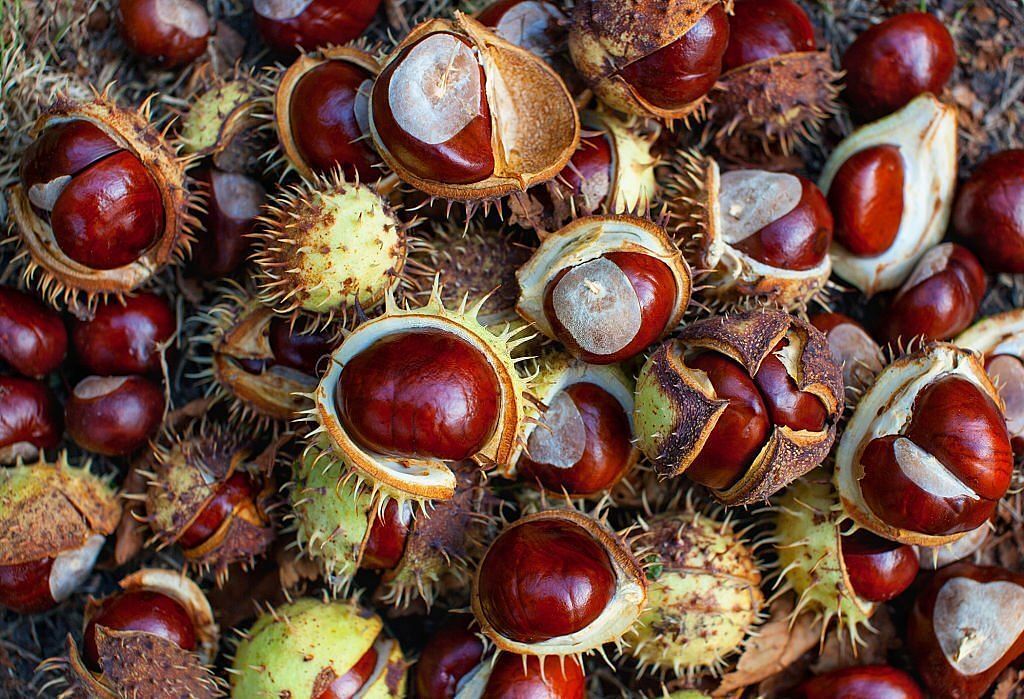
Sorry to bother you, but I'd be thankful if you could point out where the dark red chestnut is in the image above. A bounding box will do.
[810,311,884,388]
[954,149,1024,274]
[722,0,816,71]
[118,0,211,68]
[859,374,1012,537]
[907,562,1024,699]
[841,529,920,602]
[0,557,60,614]
[337,329,500,460]
[557,133,613,210]
[617,3,730,111]
[0,285,67,378]
[828,144,905,257]
[190,166,264,279]
[267,318,335,375]
[477,0,568,60]
[19,120,120,194]
[83,589,198,671]
[254,0,381,54]
[482,653,585,699]
[289,60,379,181]
[66,375,165,456]
[881,243,986,344]
[72,293,175,376]
[360,499,411,571]
[175,471,265,550]
[476,518,615,643]
[518,382,634,497]
[842,12,956,122]
[413,617,484,699]
[754,341,828,432]
[0,376,63,464]
[316,645,378,699]
[543,251,678,364]
[794,664,924,699]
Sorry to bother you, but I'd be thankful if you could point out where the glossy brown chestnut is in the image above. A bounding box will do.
[881,243,986,344]
[477,0,567,60]
[683,352,770,491]
[316,645,378,699]
[72,293,175,376]
[360,499,410,571]
[0,557,58,614]
[543,251,678,364]
[482,653,585,699]
[810,311,884,388]
[0,376,63,463]
[859,374,1012,536]
[19,120,121,194]
[254,0,382,55]
[176,471,264,550]
[337,329,500,461]
[118,0,211,68]
[83,589,198,672]
[907,563,1024,699]
[556,133,613,209]
[0,285,67,378]
[841,529,920,602]
[841,12,955,122]
[267,318,335,376]
[617,3,730,111]
[731,175,833,271]
[722,0,816,71]
[371,32,495,185]
[794,664,924,699]
[518,382,633,497]
[190,167,265,279]
[66,375,165,456]
[828,144,905,257]
[476,518,615,643]
[413,617,485,699]
[754,341,828,432]
[289,60,379,180]
[953,149,1024,274]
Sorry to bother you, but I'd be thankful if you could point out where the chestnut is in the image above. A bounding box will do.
[828,145,905,257]
[84,589,198,670]
[72,292,175,376]
[0,376,63,464]
[254,0,382,55]
[175,471,267,550]
[267,317,335,375]
[477,0,568,61]
[481,653,585,698]
[794,664,924,699]
[841,529,920,602]
[66,375,164,456]
[336,329,500,461]
[359,498,411,571]
[0,285,67,378]
[953,149,1024,273]
[809,311,884,389]
[722,0,815,71]
[413,617,484,698]
[907,562,1024,699]
[881,243,986,344]
[117,0,211,68]
[842,12,955,122]
[190,166,264,279]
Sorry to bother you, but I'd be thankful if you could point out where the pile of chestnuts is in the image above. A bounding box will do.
[1,0,1023,697]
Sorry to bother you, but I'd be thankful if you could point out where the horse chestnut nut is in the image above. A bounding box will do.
[722,0,815,71]
[0,285,67,378]
[190,166,264,279]
[66,375,164,456]
[841,529,920,602]
[72,293,175,376]
[953,149,1024,274]
[794,664,924,699]
[0,376,63,464]
[413,617,484,698]
[117,0,211,68]
[810,312,884,389]
[828,144,905,257]
[254,0,382,54]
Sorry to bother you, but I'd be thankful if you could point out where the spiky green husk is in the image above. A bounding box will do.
[178,78,258,156]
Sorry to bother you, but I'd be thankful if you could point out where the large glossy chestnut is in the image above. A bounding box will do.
[954,149,1024,274]
[413,617,484,698]
[859,374,1011,537]
[66,375,164,456]
[476,518,616,643]
[83,589,198,671]
[117,0,211,68]
[19,120,120,192]
[907,562,1024,699]
[841,529,920,602]
[0,285,67,378]
[842,12,955,122]
[881,243,986,344]
[0,377,63,463]
[722,0,816,71]
[72,292,175,376]
[794,664,924,699]
[543,251,678,364]
[359,499,411,571]
[482,653,585,698]
[810,311,884,388]
[0,557,60,614]
[254,0,381,54]
[828,144,905,257]
[337,329,500,460]
[190,166,264,279]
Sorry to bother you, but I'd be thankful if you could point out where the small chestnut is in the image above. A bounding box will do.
[359,498,411,571]
[83,589,198,671]
[316,645,379,698]
[482,653,585,698]
[66,375,165,456]
[413,617,484,698]
[72,292,176,376]
[477,0,568,61]
[794,664,924,699]
[190,166,264,279]
[254,0,382,55]
[267,318,335,375]
[555,133,614,213]
[117,0,211,68]
[722,0,816,71]
[0,376,63,464]
[953,149,1024,274]
[881,243,986,344]
[842,12,956,122]
[841,529,920,602]
[175,471,267,551]
[336,329,500,461]
[810,312,884,389]
[0,285,67,378]
[828,144,905,257]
